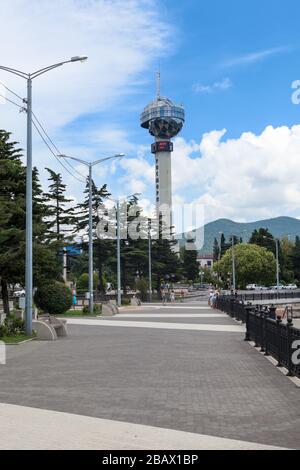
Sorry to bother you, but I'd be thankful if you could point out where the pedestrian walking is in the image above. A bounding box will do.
[72,292,77,310]
[161,288,167,306]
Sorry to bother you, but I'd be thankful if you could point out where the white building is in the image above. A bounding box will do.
[197,254,214,269]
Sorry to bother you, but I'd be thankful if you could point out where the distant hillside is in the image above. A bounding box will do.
[182,216,300,254]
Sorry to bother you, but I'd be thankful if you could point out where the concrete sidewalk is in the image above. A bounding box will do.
[0,300,300,449]
[0,403,286,450]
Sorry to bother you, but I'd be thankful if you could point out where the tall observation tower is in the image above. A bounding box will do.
[140,73,185,235]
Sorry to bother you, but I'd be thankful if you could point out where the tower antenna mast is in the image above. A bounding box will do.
[156,70,161,99]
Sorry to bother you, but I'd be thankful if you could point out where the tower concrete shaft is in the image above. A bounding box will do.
[154,139,173,235]
[140,77,185,237]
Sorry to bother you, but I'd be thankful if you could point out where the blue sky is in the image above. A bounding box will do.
[163,0,300,139]
[2,0,300,224]
[64,0,300,149]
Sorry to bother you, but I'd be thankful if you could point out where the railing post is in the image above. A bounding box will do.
[254,306,259,348]
[286,317,294,377]
[276,316,283,368]
[260,307,265,352]
[244,305,251,341]
[241,301,245,323]
[264,311,269,356]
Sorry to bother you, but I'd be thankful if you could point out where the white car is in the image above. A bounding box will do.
[285,284,298,290]
[246,284,257,290]
[13,289,25,297]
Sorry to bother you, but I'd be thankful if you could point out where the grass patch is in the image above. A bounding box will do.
[2,333,36,344]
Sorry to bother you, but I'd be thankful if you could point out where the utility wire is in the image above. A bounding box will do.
[32,118,86,184]
[0,81,25,103]
[0,93,25,111]
[32,111,86,180]
[1,88,87,184]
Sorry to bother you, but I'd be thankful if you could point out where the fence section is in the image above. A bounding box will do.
[216,296,300,378]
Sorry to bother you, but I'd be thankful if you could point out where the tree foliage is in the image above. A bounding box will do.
[34,282,72,314]
[215,243,276,289]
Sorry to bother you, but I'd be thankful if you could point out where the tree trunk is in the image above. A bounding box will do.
[1,278,10,316]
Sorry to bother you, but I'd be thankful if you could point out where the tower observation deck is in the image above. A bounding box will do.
[140,74,185,235]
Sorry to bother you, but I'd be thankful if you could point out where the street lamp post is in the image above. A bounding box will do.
[275,238,280,292]
[0,56,88,335]
[116,199,122,307]
[232,236,236,291]
[112,193,140,307]
[218,231,223,284]
[59,153,124,314]
[231,230,247,292]
[263,236,280,292]
[148,218,152,302]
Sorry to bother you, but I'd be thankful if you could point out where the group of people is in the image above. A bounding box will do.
[208,290,220,309]
[160,287,185,305]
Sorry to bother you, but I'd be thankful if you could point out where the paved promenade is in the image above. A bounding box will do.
[0,299,300,449]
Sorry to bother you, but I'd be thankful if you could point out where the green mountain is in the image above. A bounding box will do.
[185,216,300,254]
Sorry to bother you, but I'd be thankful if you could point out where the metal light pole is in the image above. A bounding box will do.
[263,235,280,292]
[217,231,223,285]
[88,164,93,313]
[116,199,122,307]
[59,153,124,314]
[148,218,152,302]
[275,239,280,292]
[232,236,236,291]
[0,56,88,335]
[111,193,140,307]
[230,230,247,292]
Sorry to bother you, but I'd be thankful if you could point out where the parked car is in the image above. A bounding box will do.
[256,285,268,290]
[13,289,25,297]
[285,284,298,290]
[270,284,285,290]
[246,284,257,290]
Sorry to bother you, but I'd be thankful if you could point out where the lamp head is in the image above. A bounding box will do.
[70,56,88,62]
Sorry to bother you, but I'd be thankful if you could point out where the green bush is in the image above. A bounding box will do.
[122,298,131,306]
[135,277,148,302]
[82,304,102,315]
[34,282,72,315]
[0,323,8,338]
[82,305,89,314]
[6,316,25,334]
[0,316,25,337]
[76,272,99,295]
[93,304,102,314]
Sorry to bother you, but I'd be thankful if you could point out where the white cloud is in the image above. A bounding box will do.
[222,46,290,68]
[0,0,171,167]
[193,78,232,94]
[170,125,300,223]
[0,0,174,206]
[119,155,154,196]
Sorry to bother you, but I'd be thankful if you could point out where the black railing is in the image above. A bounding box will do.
[235,291,300,302]
[216,296,300,378]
